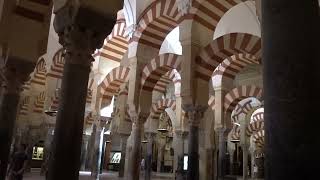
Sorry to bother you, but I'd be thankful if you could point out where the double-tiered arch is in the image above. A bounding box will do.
[133,0,181,50]
[141,53,181,95]
[196,33,261,81]
[99,66,131,108]
[224,85,262,114]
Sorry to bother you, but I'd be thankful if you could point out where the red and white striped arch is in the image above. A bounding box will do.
[47,49,65,79]
[141,53,181,92]
[190,0,247,31]
[208,95,216,111]
[232,99,262,123]
[196,33,261,81]
[94,16,129,63]
[231,125,240,140]
[19,96,30,116]
[33,91,46,114]
[246,120,264,136]
[251,111,264,122]
[150,98,176,120]
[30,58,46,86]
[224,85,262,114]
[99,66,131,108]
[212,53,260,83]
[132,0,181,49]
[50,89,60,111]
[154,69,181,96]
[253,130,265,147]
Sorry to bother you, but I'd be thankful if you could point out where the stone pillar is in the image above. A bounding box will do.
[145,132,156,180]
[240,115,249,180]
[119,134,129,177]
[242,145,249,180]
[262,1,320,179]
[0,59,34,179]
[128,112,147,180]
[80,135,89,171]
[250,149,255,179]
[91,125,103,179]
[229,149,235,176]
[174,130,188,180]
[48,8,111,179]
[183,105,206,180]
[216,128,226,180]
[86,124,97,169]
[157,137,165,173]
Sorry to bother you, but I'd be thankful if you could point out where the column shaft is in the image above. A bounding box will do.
[48,60,90,180]
[145,133,155,180]
[242,147,248,180]
[175,131,187,180]
[119,135,129,177]
[187,125,199,179]
[217,129,226,179]
[157,141,164,173]
[229,149,235,176]
[92,127,103,178]
[262,0,320,179]
[128,122,142,180]
[0,91,20,179]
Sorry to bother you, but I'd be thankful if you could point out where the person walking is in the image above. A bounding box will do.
[7,144,28,180]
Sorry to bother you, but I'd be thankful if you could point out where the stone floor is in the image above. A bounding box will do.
[22,170,174,180]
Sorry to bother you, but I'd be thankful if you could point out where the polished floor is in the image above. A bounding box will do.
[22,170,173,180]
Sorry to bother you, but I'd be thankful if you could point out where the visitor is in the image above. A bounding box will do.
[7,144,28,180]
[141,158,145,171]
[253,164,258,178]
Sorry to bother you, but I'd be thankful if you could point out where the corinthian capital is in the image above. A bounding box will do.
[127,104,149,125]
[0,57,35,94]
[53,1,122,66]
[182,104,207,127]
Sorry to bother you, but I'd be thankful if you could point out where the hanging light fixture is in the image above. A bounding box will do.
[230,139,240,143]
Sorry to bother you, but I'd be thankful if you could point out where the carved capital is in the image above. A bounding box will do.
[182,104,207,127]
[0,57,35,94]
[53,5,117,66]
[145,132,157,140]
[128,103,149,124]
[174,130,188,139]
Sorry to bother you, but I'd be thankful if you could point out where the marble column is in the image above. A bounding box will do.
[216,128,226,180]
[250,149,255,179]
[262,0,320,179]
[128,112,147,180]
[183,105,206,180]
[242,145,249,180]
[174,130,188,180]
[0,59,34,179]
[229,149,235,176]
[145,132,156,180]
[80,135,89,171]
[86,124,97,169]
[119,134,129,177]
[47,9,110,179]
[240,117,249,180]
[157,137,165,173]
[91,125,103,179]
